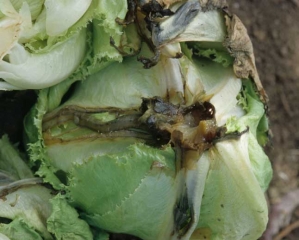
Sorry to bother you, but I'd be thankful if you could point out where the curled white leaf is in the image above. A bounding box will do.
[0,29,87,90]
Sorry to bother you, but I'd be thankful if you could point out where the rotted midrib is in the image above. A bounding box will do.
[42,105,142,133]
[43,130,152,146]
[43,105,137,123]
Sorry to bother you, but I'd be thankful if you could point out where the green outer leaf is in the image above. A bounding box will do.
[24,89,63,189]
[194,48,234,68]
[0,185,53,239]
[87,20,122,75]
[0,218,44,240]
[0,135,33,180]
[93,229,109,240]
[243,80,269,146]
[47,195,93,240]
[247,132,272,192]
[197,134,268,240]
[46,138,141,173]
[227,94,263,137]
[68,143,175,214]
[228,79,268,141]
[225,79,272,191]
[93,0,127,46]
[67,144,177,240]
[257,114,269,146]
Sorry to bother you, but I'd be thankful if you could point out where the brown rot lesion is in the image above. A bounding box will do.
[117,0,175,27]
[139,97,219,151]
[140,0,174,20]
[137,49,161,68]
[110,36,140,57]
[115,0,138,26]
[213,126,249,144]
[112,0,178,68]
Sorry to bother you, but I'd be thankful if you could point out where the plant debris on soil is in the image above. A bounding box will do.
[0,0,299,239]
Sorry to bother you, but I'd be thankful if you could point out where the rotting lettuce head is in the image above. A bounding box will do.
[24,1,272,240]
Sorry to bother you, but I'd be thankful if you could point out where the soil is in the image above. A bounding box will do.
[1,1,299,239]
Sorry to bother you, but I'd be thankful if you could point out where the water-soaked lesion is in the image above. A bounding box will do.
[173,191,194,237]
[139,97,218,150]
[42,96,244,236]
[42,96,241,151]
[113,0,223,68]
[43,97,218,143]
[115,0,138,25]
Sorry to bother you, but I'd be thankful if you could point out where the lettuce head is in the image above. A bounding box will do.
[20,1,272,240]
